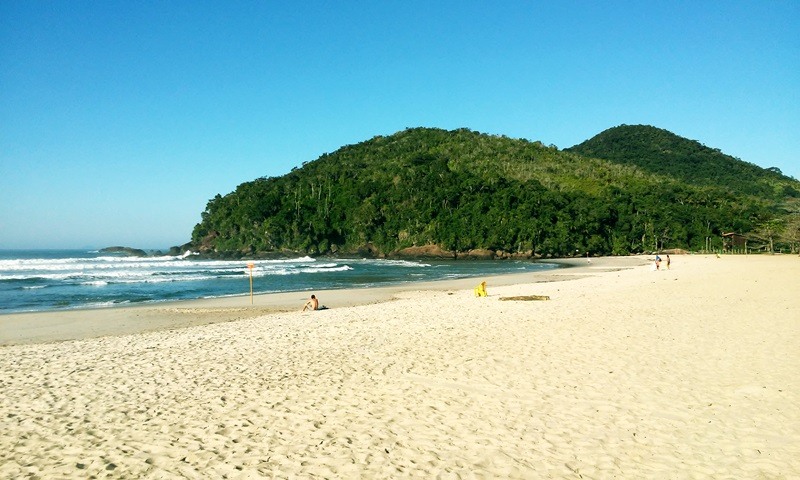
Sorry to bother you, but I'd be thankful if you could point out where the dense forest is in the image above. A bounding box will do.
[567,125,798,200]
[188,125,800,258]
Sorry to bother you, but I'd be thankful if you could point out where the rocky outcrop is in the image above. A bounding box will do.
[499,250,534,259]
[459,248,495,260]
[391,244,456,259]
[355,243,384,258]
[99,246,148,257]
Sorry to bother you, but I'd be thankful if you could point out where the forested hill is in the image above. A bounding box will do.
[189,127,800,258]
[566,125,799,200]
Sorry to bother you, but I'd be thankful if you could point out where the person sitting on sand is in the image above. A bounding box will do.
[474,281,487,297]
[302,294,319,311]
[301,294,328,311]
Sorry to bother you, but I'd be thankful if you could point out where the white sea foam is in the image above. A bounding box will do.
[2,255,393,285]
[0,254,319,274]
[392,260,430,267]
[299,265,353,274]
[82,300,130,309]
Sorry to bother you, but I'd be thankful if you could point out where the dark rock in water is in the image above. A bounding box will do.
[168,242,194,256]
[391,244,456,259]
[99,246,148,257]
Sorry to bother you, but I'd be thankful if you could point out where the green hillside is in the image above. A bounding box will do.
[566,124,799,201]
[189,127,800,258]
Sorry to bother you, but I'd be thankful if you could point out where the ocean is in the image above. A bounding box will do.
[0,249,559,314]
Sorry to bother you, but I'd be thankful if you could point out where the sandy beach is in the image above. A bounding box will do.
[1,254,798,478]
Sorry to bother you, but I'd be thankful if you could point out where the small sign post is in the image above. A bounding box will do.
[247,263,255,304]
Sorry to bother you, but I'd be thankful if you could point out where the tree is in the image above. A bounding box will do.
[753,218,784,254]
[778,199,800,255]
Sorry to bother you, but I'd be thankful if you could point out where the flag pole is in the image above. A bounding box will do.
[247,263,254,304]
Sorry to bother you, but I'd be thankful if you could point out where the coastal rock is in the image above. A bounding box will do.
[196,232,219,254]
[459,249,495,260]
[392,244,456,259]
[354,243,384,258]
[99,246,147,257]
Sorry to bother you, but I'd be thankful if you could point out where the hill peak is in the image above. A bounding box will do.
[567,124,797,197]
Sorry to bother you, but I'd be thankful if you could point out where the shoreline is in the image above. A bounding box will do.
[0,255,648,346]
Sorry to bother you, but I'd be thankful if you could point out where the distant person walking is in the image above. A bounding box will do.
[666,254,671,270]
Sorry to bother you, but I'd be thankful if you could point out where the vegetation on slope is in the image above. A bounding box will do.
[566,125,799,200]
[190,127,800,257]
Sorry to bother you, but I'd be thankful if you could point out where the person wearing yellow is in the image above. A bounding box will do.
[474,281,487,297]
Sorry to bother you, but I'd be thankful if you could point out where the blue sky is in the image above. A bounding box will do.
[1,1,798,249]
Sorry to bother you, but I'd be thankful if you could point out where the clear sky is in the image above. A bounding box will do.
[1,1,798,249]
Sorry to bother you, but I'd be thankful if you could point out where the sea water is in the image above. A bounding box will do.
[0,249,559,314]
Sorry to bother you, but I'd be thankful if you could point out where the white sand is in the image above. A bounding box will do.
[1,255,798,478]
